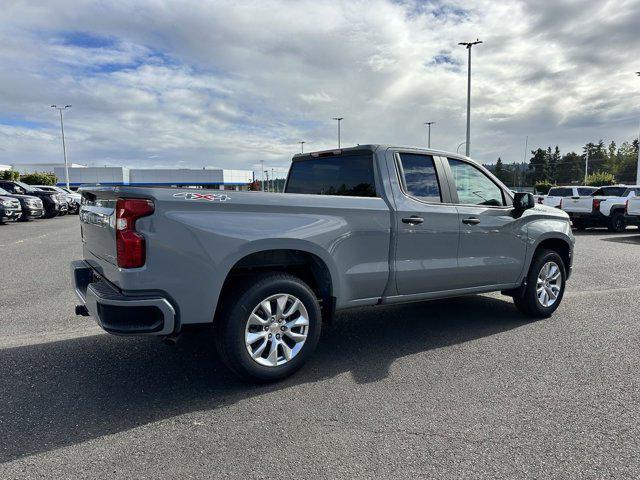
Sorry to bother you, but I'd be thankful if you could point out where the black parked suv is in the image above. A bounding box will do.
[0,186,44,221]
[0,193,22,224]
[0,181,61,218]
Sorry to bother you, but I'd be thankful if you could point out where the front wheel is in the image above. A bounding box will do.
[215,273,322,382]
[513,249,566,318]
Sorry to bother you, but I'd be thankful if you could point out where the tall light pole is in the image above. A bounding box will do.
[51,104,72,188]
[332,117,344,148]
[458,39,482,157]
[299,141,306,153]
[636,72,640,184]
[584,148,590,185]
[424,121,435,148]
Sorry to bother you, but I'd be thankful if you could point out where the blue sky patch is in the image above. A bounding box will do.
[58,31,117,49]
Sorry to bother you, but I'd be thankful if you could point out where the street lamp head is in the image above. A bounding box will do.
[332,117,344,121]
[459,39,483,48]
[65,105,72,108]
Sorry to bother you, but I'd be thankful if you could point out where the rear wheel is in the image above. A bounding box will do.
[513,249,566,318]
[215,273,322,382]
[607,212,626,232]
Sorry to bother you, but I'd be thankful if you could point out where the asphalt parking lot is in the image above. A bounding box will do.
[1,216,640,479]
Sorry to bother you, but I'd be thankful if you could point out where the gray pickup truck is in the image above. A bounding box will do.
[72,145,574,381]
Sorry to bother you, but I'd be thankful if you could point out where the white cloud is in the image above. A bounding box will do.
[0,0,638,171]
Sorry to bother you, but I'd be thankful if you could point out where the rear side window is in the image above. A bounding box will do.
[592,187,626,196]
[577,187,597,196]
[286,154,376,197]
[548,187,573,197]
[398,153,441,202]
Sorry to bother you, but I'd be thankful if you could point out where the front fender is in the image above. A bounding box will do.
[521,217,574,282]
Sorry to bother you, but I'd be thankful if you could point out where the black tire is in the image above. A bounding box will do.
[215,272,322,382]
[572,221,586,231]
[607,212,626,232]
[513,249,566,318]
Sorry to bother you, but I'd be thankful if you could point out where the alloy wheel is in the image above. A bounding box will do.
[536,261,562,308]
[244,293,309,367]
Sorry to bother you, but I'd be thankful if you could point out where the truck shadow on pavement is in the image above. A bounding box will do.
[0,294,528,463]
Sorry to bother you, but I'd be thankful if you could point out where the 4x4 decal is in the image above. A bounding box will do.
[173,192,230,202]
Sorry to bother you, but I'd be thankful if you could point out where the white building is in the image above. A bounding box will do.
[12,163,86,174]
[0,164,11,171]
[56,166,129,186]
[54,166,253,190]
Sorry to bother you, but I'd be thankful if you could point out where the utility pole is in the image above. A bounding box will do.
[458,39,482,157]
[332,117,344,148]
[424,122,435,148]
[519,135,528,189]
[260,159,265,192]
[636,72,640,184]
[271,168,275,192]
[51,104,72,188]
[584,149,590,185]
[299,141,306,153]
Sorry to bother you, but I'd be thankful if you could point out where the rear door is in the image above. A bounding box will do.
[392,152,461,294]
[444,158,526,287]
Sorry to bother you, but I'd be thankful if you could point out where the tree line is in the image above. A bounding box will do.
[485,138,640,189]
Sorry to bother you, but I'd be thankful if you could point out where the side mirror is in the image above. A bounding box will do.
[513,192,535,211]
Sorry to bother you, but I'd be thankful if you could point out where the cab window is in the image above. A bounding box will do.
[398,153,442,202]
[447,158,505,207]
[286,153,376,197]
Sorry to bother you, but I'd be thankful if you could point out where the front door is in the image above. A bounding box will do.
[446,158,526,287]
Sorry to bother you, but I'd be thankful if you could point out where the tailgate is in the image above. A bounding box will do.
[562,197,592,213]
[79,194,118,265]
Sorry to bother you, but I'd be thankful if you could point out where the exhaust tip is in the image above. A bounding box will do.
[162,334,181,346]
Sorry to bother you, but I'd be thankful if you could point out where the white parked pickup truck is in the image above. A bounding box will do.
[562,185,640,232]
[626,195,640,220]
[536,186,598,208]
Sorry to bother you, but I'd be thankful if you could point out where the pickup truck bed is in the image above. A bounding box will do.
[72,145,574,381]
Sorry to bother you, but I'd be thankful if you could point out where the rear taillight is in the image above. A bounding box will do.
[116,198,154,268]
[592,199,601,211]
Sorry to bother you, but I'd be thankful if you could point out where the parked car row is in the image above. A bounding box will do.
[0,180,80,224]
[535,184,640,232]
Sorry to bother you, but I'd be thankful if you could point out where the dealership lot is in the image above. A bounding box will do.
[1,216,640,478]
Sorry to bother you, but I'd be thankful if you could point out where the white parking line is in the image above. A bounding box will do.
[0,233,50,248]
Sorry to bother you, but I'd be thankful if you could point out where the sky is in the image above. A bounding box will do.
[0,0,639,174]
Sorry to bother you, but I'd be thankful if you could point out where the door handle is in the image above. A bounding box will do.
[402,216,424,225]
[462,217,481,225]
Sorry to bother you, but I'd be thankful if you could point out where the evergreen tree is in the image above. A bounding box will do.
[548,146,560,183]
[528,148,549,183]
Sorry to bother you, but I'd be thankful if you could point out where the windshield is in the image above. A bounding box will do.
[592,186,626,196]
[13,181,35,193]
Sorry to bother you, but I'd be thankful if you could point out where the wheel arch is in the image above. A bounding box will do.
[213,241,340,323]
[528,234,573,280]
